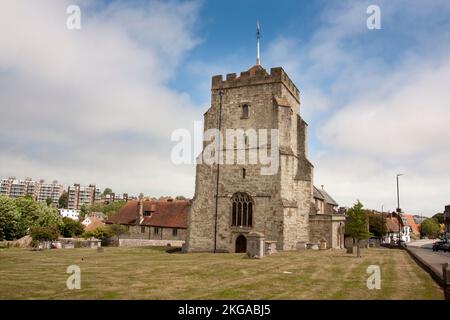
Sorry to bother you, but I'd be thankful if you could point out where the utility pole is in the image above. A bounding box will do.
[396,174,403,244]
[381,204,384,243]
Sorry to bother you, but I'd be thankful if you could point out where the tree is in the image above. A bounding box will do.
[58,191,68,209]
[107,224,127,240]
[79,204,89,221]
[432,213,444,224]
[345,201,372,257]
[0,196,21,240]
[60,217,84,238]
[34,204,63,230]
[30,226,59,242]
[175,195,186,200]
[103,188,113,196]
[14,196,41,235]
[138,193,144,200]
[368,211,387,238]
[421,218,441,238]
[83,227,113,245]
[45,198,53,206]
[0,196,63,241]
[80,201,127,220]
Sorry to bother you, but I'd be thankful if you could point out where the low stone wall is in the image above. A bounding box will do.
[118,239,185,247]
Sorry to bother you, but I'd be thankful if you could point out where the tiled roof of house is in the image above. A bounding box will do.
[403,213,420,235]
[385,215,402,233]
[107,200,190,229]
[84,216,105,232]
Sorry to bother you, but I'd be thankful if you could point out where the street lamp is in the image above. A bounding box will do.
[396,174,404,244]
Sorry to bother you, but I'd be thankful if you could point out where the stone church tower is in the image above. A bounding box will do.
[185,64,317,253]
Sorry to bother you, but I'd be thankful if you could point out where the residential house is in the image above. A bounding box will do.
[382,212,412,243]
[82,215,105,232]
[59,209,80,221]
[106,199,189,244]
[403,214,420,239]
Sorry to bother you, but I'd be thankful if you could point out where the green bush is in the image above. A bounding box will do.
[60,217,84,238]
[30,226,59,242]
[83,227,113,246]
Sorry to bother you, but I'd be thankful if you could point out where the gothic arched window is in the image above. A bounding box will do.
[231,193,253,227]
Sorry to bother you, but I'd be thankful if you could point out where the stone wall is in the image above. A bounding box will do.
[309,214,345,249]
[122,225,186,241]
[119,239,185,247]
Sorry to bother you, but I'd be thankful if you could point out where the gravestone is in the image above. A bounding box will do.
[247,232,264,259]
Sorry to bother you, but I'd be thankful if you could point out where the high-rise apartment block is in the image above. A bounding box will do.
[67,183,101,210]
[0,177,63,205]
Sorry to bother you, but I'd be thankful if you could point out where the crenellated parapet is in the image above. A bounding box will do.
[212,66,300,100]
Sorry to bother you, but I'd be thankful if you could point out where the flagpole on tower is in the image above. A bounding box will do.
[256,20,261,65]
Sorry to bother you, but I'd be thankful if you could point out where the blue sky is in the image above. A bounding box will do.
[0,0,449,215]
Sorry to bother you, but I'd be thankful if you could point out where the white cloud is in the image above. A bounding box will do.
[266,0,450,215]
[0,0,201,197]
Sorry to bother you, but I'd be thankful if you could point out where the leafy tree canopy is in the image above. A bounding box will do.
[345,201,372,241]
[0,196,22,241]
[432,213,444,224]
[58,191,68,209]
[60,217,84,238]
[421,218,441,238]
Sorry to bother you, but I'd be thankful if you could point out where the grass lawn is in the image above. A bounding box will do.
[0,246,443,300]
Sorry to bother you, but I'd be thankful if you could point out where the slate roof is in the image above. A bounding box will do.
[313,186,338,206]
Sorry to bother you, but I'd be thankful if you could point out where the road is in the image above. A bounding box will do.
[407,240,450,280]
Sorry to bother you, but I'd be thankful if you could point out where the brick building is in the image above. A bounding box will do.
[185,63,344,253]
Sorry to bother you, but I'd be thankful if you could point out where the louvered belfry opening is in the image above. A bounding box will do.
[231,192,253,227]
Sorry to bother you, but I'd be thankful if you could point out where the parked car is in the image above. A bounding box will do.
[398,239,407,248]
[432,240,450,252]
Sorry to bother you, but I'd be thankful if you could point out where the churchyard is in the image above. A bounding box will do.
[0,246,443,299]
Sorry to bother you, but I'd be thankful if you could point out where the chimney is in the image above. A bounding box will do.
[321,185,324,190]
[136,200,144,225]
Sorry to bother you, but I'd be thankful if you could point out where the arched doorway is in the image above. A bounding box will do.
[235,235,247,253]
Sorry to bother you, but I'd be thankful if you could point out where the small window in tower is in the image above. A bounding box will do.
[241,104,249,118]
[242,168,246,179]
[172,228,178,236]
[141,226,145,233]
